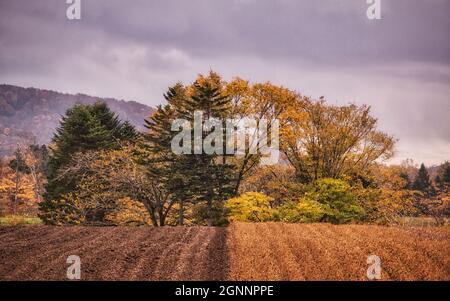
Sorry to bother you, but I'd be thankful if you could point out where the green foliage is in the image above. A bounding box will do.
[412,163,432,193]
[48,102,137,172]
[9,149,30,174]
[225,192,275,222]
[277,199,326,223]
[24,71,414,227]
[436,161,450,191]
[40,102,137,225]
[306,178,364,224]
[275,179,363,224]
[143,74,236,226]
[442,162,450,183]
[192,202,229,226]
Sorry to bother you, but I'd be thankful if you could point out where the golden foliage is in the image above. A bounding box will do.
[0,160,37,216]
[225,192,275,222]
[280,99,395,181]
[105,197,152,226]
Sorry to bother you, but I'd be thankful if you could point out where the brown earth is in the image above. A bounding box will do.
[0,223,449,280]
[0,226,229,280]
[227,222,450,280]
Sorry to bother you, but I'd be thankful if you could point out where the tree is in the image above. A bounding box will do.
[442,162,450,183]
[225,79,296,193]
[370,164,412,191]
[281,99,395,182]
[9,148,30,214]
[23,145,48,204]
[239,164,305,204]
[142,72,302,225]
[142,84,191,225]
[436,161,450,192]
[356,186,418,224]
[0,147,37,216]
[412,163,432,193]
[40,102,137,224]
[175,76,236,226]
[143,72,237,226]
[52,146,173,226]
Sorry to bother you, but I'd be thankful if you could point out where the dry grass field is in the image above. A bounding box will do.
[0,223,449,280]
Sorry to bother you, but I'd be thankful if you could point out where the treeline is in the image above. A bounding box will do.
[2,71,449,225]
[0,144,48,216]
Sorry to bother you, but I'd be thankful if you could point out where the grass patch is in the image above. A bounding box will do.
[0,215,43,226]
[399,216,450,227]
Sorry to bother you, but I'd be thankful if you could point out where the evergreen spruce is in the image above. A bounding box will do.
[143,77,235,226]
[176,79,234,226]
[39,102,137,224]
[142,83,191,225]
[436,161,450,192]
[412,163,432,193]
[442,161,450,184]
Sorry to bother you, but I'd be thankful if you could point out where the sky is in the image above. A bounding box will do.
[0,0,449,166]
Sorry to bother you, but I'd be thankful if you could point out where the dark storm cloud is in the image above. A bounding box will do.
[0,0,449,164]
[82,0,450,65]
[2,0,450,65]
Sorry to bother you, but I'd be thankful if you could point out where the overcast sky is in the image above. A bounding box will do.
[0,0,449,165]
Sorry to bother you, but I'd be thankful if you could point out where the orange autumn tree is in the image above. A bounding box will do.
[280,97,395,183]
[224,77,298,193]
[0,154,37,216]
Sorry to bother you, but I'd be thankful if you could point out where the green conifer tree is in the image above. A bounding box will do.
[39,102,137,224]
[412,163,432,193]
[175,79,235,226]
[143,76,235,226]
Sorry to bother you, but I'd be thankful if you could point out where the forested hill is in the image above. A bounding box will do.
[0,84,154,155]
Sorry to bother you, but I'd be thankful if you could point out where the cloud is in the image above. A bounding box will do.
[0,0,449,165]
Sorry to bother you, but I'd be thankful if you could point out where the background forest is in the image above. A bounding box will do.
[1,72,449,227]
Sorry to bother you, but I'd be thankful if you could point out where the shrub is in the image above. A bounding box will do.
[225,192,275,222]
[355,187,418,224]
[276,179,364,224]
[192,202,229,226]
[277,199,326,223]
[307,178,364,224]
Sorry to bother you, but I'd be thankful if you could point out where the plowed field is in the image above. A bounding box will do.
[0,223,449,280]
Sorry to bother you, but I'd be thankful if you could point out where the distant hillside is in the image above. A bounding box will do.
[0,84,154,155]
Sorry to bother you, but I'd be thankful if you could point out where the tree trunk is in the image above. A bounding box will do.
[13,165,20,215]
[159,207,165,226]
[206,198,213,226]
[178,200,184,225]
